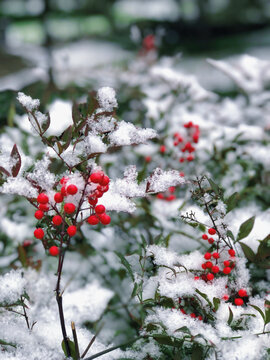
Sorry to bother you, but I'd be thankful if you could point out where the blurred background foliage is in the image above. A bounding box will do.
[1,0,270,120]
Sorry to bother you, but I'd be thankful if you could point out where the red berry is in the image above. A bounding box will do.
[205,261,213,268]
[95,190,103,198]
[90,172,104,184]
[67,184,78,195]
[39,203,49,212]
[224,260,230,267]
[157,193,164,199]
[190,313,196,318]
[145,156,151,163]
[99,213,111,225]
[169,186,175,193]
[35,210,44,220]
[61,186,67,196]
[207,273,214,281]
[234,298,244,306]
[238,289,247,297]
[204,252,211,260]
[223,295,229,301]
[187,155,194,162]
[64,203,76,214]
[95,205,106,214]
[202,234,208,240]
[34,228,44,239]
[52,215,62,226]
[201,263,207,270]
[179,172,185,177]
[212,252,220,259]
[101,185,109,193]
[198,315,203,321]
[87,215,99,225]
[37,193,49,204]
[193,134,199,143]
[67,225,77,237]
[223,267,231,275]
[23,240,32,247]
[49,246,59,256]
[194,276,200,280]
[180,308,186,314]
[166,195,176,201]
[208,228,216,235]
[179,157,185,163]
[60,177,68,185]
[208,238,214,244]
[160,145,166,153]
[101,176,110,186]
[54,192,64,203]
[212,266,220,273]
[228,249,236,257]
[88,197,98,206]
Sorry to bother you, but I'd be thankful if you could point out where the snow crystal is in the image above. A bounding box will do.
[84,133,107,154]
[109,121,157,146]
[0,270,26,305]
[88,114,117,133]
[64,282,114,323]
[27,156,55,191]
[101,189,137,213]
[0,177,38,198]
[146,168,185,193]
[17,92,40,111]
[97,86,118,111]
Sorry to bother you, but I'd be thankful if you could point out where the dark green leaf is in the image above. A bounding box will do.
[195,289,212,307]
[226,192,240,213]
[227,306,234,325]
[236,216,255,242]
[264,300,270,325]
[115,252,134,281]
[239,242,256,262]
[191,344,204,360]
[249,304,265,322]
[0,339,16,348]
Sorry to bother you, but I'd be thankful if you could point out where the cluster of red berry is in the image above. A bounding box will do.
[223,289,248,306]
[177,297,203,321]
[33,171,111,256]
[174,121,200,163]
[156,186,176,201]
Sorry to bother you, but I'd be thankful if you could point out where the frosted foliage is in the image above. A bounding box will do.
[109,121,157,146]
[124,339,162,360]
[64,282,114,323]
[150,66,214,101]
[0,177,38,198]
[97,86,118,111]
[114,166,145,197]
[88,115,116,133]
[84,133,107,154]
[0,270,26,304]
[27,156,55,191]
[60,145,81,167]
[101,186,137,213]
[17,92,40,111]
[208,55,270,93]
[147,168,185,193]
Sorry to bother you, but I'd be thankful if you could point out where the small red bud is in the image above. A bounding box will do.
[64,203,76,214]
[34,228,44,239]
[52,215,62,226]
[54,192,64,203]
[87,215,100,225]
[234,298,244,306]
[35,210,44,220]
[99,213,111,225]
[208,228,216,235]
[67,225,77,237]
[49,246,59,256]
[67,184,78,195]
[37,193,49,204]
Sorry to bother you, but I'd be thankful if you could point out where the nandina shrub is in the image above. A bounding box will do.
[0,88,184,359]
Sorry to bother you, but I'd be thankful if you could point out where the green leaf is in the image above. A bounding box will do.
[264,300,270,325]
[236,216,255,242]
[18,245,27,268]
[239,242,256,262]
[227,307,234,325]
[153,334,175,346]
[61,339,77,360]
[115,252,134,281]
[213,297,220,311]
[226,192,240,213]
[131,282,138,297]
[206,177,222,197]
[0,339,16,348]
[195,289,212,307]
[249,304,265,322]
[174,326,191,334]
[227,230,235,242]
[191,344,204,360]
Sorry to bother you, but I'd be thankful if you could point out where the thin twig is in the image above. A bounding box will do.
[71,321,80,359]
[21,296,30,330]
[81,323,104,358]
